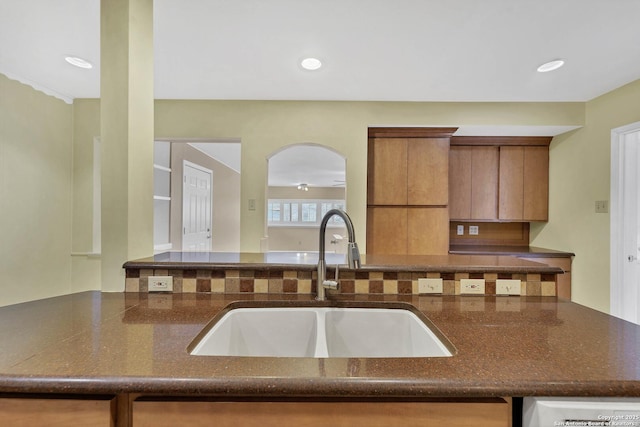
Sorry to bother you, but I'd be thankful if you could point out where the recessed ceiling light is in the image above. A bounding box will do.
[537,59,565,73]
[65,56,93,69]
[301,57,322,71]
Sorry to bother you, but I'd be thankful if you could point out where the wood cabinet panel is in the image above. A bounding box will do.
[471,147,499,220]
[523,146,549,221]
[367,138,407,205]
[407,138,449,205]
[499,146,549,221]
[368,137,450,207]
[408,208,449,255]
[449,146,498,220]
[498,146,525,220]
[0,397,115,426]
[449,146,472,219]
[367,132,452,255]
[367,207,408,255]
[133,400,510,427]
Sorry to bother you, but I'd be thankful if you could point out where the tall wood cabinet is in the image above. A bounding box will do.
[449,137,551,222]
[367,128,456,255]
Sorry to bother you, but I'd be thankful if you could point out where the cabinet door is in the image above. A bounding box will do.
[0,397,115,426]
[449,146,472,220]
[523,146,549,221]
[366,207,408,255]
[499,146,549,221]
[133,400,511,427]
[368,138,407,205]
[498,147,525,220]
[407,208,449,255]
[449,146,498,220]
[471,146,499,220]
[407,138,449,205]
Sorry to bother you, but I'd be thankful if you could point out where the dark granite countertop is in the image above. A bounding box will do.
[1,291,639,398]
[449,245,575,258]
[124,251,562,274]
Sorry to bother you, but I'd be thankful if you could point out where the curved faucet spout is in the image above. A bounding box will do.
[317,209,361,301]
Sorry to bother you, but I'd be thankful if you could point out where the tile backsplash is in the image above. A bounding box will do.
[125,268,556,296]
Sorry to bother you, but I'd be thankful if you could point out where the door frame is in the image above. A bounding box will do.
[182,160,213,251]
[610,121,640,321]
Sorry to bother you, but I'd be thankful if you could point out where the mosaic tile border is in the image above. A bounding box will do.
[125,268,556,296]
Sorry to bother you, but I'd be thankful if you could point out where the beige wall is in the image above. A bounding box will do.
[153,100,584,253]
[170,143,241,252]
[0,74,74,307]
[531,79,640,314]
[4,77,598,306]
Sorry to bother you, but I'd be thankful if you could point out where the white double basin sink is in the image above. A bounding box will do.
[189,304,454,358]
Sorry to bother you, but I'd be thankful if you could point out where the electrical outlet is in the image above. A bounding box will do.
[418,278,443,294]
[460,278,485,294]
[248,199,256,211]
[456,225,464,235]
[496,279,521,296]
[469,225,479,235]
[149,276,173,292]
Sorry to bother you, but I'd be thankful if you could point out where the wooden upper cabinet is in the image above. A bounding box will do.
[498,146,525,220]
[407,138,449,205]
[449,146,472,219]
[449,146,498,220]
[367,138,408,205]
[499,146,549,221]
[523,146,549,221]
[368,136,449,206]
[450,136,550,222]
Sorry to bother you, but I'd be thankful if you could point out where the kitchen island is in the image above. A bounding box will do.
[1,290,640,425]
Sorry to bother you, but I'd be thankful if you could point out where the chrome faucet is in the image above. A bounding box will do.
[317,209,361,301]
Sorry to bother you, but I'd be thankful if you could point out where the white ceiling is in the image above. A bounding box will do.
[1,0,640,103]
[268,145,346,188]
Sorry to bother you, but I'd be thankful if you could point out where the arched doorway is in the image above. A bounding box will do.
[266,144,347,252]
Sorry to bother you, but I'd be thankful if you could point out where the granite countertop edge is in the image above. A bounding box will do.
[1,375,639,398]
[123,251,564,274]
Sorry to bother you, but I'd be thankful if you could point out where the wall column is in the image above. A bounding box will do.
[100,0,154,291]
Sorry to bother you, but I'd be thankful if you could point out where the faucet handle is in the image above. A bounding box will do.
[322,265,340,290]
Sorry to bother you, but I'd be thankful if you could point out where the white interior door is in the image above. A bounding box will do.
[182,161,212,251]
[611,123,640,324]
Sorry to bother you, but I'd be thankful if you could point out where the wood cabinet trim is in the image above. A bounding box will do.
[451,136,552,146]
[368,127,458,138]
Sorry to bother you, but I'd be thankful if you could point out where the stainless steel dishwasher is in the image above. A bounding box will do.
[523,397,640,426]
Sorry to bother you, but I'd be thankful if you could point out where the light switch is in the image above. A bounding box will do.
[496,279,521,295]
[595,200,608,213]
[456,225,464,235]
[418,278,443,294]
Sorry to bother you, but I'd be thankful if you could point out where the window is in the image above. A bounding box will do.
[267,199,345,226]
